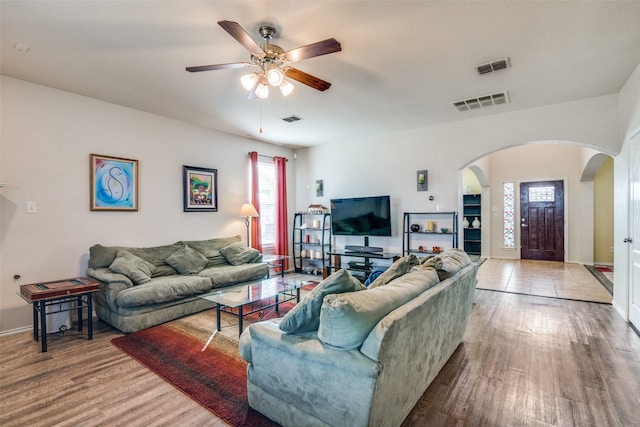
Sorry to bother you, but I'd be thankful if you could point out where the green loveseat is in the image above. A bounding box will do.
[87,235,269,333]
[239,249,477,427]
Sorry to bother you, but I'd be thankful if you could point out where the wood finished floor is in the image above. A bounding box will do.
[1,282,638,426]
[476,259,612,304]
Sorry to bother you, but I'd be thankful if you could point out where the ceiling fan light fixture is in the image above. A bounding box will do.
[279,79,295,96]
[255,81,269,99]
[241,72,259,91]
[267,68,284,86]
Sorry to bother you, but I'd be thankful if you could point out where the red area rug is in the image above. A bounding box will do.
[111,304,294,426]
[595,265,613,273]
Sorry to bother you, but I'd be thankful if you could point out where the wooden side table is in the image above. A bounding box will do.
[19,277,99,352]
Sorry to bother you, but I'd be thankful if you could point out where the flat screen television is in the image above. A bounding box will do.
[330,195,392,237]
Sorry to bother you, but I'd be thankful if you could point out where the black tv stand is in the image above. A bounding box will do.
[344,236,383,253]
[325,250,401,282]
[345,245,384,253]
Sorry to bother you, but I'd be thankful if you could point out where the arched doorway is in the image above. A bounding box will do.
[461,143,614,266]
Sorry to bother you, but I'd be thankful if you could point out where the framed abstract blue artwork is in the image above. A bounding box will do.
[90,154,138,211]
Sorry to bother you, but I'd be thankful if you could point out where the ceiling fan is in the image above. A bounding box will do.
[186,20,341,99]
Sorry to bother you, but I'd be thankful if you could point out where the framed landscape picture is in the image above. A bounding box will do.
[90,154,138,211]
[183,165,218,212]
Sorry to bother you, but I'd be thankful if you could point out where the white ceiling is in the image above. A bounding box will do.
[2,1,640,148]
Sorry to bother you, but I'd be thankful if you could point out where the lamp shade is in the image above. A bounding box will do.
[241,73,259,91]
[267,68,284,86]
[255,82,269,99]
[239,203,259,217]
[279,79,295,96]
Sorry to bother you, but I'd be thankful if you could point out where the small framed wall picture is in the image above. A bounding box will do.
[183,165,218,212]
[90,154,139,211]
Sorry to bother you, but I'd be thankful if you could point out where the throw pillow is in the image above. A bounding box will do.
[279,269,365,334]
[109,250,156,285]
[421,248,471,280]
[220,242,261,266]
[367,254,419,288]
[165,244,208,275]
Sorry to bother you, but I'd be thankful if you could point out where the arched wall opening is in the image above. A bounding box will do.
[459,140,614,266]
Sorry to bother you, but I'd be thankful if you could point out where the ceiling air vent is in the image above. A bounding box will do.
[452,91,510,112]
[476,58,510,75]
[281,115,303,123]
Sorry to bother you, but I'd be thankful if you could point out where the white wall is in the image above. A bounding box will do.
[296,95,620,260]
[0,76,295,333]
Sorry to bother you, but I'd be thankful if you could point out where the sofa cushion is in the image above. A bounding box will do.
[421,248,472,280]
[178,235,242,268]
[279,269,365,334]
[115,275,212,308]
[317,270,438,350]
[108,250,156,285]
[368,254,419,288]
[199,263,269,288]
[220,242,262,266]
[165,244,208,274]
[89,243,182,270]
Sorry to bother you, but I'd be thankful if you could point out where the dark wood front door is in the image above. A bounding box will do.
[520,180,564,261]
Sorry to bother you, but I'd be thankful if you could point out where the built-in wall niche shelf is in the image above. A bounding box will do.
[462,194,481,255]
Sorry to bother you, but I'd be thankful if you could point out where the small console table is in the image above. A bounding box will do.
[19,277,99,352]
[325,250,400,281]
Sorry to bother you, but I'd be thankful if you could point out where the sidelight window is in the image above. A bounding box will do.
[503,182,515,248]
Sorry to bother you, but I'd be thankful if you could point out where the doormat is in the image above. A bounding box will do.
[111,304,295,427]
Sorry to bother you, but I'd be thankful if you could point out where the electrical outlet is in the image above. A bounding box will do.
[610,247,614,253]
[26,201,37,213]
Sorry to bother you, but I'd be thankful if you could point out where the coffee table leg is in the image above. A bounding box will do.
[238,305,243,337]
[296,288,301,302]
[39,300,47,353]
[275,294,280,312]
[216,304,222,332]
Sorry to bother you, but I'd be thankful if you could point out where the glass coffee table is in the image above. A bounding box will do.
[200,276,313,336]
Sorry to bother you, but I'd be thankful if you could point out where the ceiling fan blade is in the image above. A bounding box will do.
[284,38,341,62]
[218,20,263,56]
[285,68,332,91]
[186,62,252,72]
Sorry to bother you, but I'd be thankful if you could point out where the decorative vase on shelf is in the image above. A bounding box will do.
[410,224,420,232]
[462,217,469,228]
[472,217,481,228]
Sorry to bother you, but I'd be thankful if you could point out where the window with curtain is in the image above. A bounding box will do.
[257,156,276,249]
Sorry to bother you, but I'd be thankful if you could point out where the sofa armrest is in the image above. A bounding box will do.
[240,320,380,379]
[87,267,133,289]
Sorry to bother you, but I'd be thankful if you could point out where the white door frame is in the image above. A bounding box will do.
[628,131,640,330]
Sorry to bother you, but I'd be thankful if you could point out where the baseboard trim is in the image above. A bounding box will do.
[0,325,31,337]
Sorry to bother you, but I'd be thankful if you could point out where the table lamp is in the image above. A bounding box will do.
[239,203,259,246]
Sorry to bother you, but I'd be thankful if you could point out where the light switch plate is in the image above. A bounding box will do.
[26,201,37,213]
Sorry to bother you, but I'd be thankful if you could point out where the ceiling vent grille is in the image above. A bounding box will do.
[476,58,511,75]
[281,115,303,123]
[452,91,510,112]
